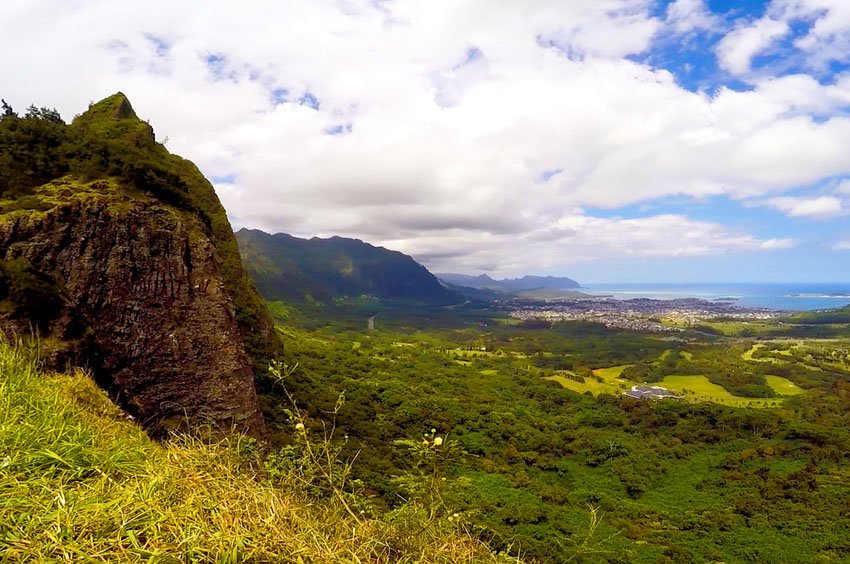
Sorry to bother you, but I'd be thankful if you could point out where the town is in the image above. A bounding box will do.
[504,296,780,332]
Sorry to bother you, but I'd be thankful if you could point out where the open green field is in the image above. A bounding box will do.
[741,343,784,363]
[545,366,787,407]
[544,372,630,395]
[661,317,783,336]
[448,348,494,357]
[659,375,782,407]
[655,349,692,362]
[742,342,827,371]
[765,375,804,396]
[593,365,631,379]
[543,365,632,395]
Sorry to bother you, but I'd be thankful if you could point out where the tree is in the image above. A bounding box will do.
[1,99,14,118]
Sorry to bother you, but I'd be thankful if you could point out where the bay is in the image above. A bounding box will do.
[581,282,850,311]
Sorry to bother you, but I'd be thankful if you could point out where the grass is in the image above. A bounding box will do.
[592,365,631,379]
[449,349,494,358]
[693,320,782,337]
[764,375,804,396]
[741,343,783,364]
[741,343,825,372]
[657,375,781,408]
[544,363,789,408]
[0,341,515,563]
[543,365,632,396]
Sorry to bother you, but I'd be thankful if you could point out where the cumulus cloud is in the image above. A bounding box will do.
[665,0,719,34]
[764,195,844,218]
[716,1,850,76]
[0,0,844,275]
[383,213,794,274]
[715,16,790,76]
[835,179,850,194]
[780,0,850,71]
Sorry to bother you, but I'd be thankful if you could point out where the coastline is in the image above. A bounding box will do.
[579,283,850,311]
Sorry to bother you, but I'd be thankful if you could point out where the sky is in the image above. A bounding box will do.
[2,0,850,282]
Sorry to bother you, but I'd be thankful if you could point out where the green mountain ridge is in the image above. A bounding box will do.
[236,228,463,305]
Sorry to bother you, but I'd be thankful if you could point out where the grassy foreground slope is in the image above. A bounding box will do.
[0,341,512,563]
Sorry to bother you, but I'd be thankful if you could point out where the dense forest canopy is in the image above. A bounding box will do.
[259,301,850,563]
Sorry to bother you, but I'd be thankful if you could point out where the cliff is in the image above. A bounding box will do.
[0,94,281,434]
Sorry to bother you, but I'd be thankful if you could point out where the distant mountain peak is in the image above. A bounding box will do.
[436,272,580,291]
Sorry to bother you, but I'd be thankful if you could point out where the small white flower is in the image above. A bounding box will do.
[433,436,443,446]
[295,422,305,431]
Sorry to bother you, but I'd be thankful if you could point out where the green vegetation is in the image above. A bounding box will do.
[668,310,850,339]
[262,306,850,562]
[0,340,514,562]
[236,228,462,305]
[656,375,777,407]
[543,365,632,396]
[764,375,804,396]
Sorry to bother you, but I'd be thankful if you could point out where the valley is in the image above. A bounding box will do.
[266,298,850,562]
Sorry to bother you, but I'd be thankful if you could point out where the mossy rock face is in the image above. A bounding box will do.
[83,92,139,121]
[0,94,282,434]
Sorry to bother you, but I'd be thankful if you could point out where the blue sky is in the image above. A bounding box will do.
[572,0,850,282]
[3,0,850,282]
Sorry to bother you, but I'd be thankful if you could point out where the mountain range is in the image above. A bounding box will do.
[236,229,462,305]
[436,273,580,292]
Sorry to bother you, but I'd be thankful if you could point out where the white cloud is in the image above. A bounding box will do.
[382,213,793,274]
[764,195,844,218]
[779,0,850,70]
[665,0,719,34]
[835,179,850,194]
[0,0,844,275]
[833,240,850,250]
[715,16,790,76]
[717,1,850,75]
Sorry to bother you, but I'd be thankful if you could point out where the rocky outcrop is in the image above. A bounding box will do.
[0,93,280,436]
[0,179,265,434]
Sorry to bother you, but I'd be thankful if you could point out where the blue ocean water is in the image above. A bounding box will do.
[581,283,850,311]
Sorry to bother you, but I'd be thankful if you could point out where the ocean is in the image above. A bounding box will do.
[580,283,850,311]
